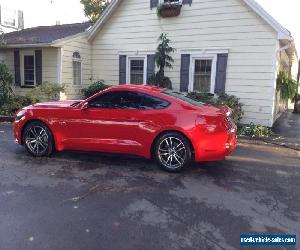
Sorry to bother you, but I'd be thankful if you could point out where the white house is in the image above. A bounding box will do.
[0,0,298,127]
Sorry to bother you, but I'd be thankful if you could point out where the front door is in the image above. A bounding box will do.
[62,91,145,155]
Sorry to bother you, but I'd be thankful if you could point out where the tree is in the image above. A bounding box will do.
[149,33,176,89]
[0,27,5,45]
[80,0,110,22]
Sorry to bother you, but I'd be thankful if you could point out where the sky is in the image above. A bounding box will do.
[0,0,299,51]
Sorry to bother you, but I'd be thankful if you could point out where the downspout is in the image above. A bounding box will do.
[57,47,66,100]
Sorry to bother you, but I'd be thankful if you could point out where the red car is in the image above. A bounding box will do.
[13,85,237,172]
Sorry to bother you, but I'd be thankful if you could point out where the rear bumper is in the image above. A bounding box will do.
[193,130,237,162]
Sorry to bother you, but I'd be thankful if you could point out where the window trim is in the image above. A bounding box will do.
[20,50,36,87]
[126,56,147,85]
[189,54,217,94]
[72,51,82,85]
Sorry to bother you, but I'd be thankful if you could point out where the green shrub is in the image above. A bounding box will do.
[238,123,273,138]
[0,63,14,108]
[26,82,64,102]
[218,94,244,123]
[0,95,37,116]
[187,92,244,123]
[276,70,298,100]
[81,80,111,98]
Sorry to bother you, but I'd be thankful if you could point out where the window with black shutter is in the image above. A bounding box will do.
[24,55,35,86]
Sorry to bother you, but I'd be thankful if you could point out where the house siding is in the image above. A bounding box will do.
[0,48,59,96]
[61,35,92,99]
[91,0,278,126]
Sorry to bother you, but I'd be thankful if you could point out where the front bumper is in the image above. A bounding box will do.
[13,120,23,145]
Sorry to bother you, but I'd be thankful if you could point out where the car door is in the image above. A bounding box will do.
[63,91,146,154]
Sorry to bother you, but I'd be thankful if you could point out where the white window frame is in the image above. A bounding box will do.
[20,50,36,87]
[126,56,147,85]
[189,54,217,94]
[72,51,82,85]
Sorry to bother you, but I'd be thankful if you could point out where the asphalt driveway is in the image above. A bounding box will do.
[0,122,299,250]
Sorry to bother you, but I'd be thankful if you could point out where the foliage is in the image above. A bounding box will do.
[149,33,176,89]
[0,95,37,116]
[238,123,273,138]
[187,92,244,123]
[276,70,298,101]
[81,80,111,98]
[0,64,14,108]
[26,82,65,102]
[80,0,110,22]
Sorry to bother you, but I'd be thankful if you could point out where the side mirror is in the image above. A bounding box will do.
[81,102,89,110]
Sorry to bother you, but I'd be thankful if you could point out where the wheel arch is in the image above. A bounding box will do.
[21,119,56,150]
[150,130,195,159]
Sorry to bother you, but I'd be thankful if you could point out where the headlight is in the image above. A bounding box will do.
[15,110,26,121]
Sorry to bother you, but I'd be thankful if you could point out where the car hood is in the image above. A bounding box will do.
[32,100,83,108]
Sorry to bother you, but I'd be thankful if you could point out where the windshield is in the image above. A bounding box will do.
[162,90,205,107]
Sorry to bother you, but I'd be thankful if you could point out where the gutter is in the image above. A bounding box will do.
[0,43,52,49]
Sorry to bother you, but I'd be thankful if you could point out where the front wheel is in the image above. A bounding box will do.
[23,121,54,157]
[154,132,192,173]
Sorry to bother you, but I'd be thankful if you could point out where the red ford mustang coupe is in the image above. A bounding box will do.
[13,85,237,172]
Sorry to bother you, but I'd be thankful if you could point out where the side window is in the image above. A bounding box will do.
[88,92,121,108]
[140,93,170,110]
[118,92,142,109]
[88,91,142,109]
[88,91,169,110]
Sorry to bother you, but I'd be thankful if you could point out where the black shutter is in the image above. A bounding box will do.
[119,55,127,85]
[150,0,159,9]
[35,50,43,85]
[147,54,156,83]
[182,0,192,5]
[180,54,190,92]
[14,50,21,86]
[214,54,228,95]
[18,11,24,29]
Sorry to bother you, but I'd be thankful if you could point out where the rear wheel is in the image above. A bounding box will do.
[23,121,54,157]
[154,132,192,173]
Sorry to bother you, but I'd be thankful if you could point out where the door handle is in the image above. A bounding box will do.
[124,117,142,122]
[125,117,135,120]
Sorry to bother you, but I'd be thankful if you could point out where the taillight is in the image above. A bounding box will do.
[224,117,232,130]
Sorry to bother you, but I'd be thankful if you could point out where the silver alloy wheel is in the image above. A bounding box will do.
[158,136,187,169]
[25,126,49,155]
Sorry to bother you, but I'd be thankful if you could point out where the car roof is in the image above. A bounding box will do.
[108,85,163,93]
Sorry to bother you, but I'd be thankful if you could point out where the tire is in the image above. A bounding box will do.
[22,121,54,157]
[154,132,192,173]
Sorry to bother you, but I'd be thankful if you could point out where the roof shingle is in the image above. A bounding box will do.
[3,22,93,45]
